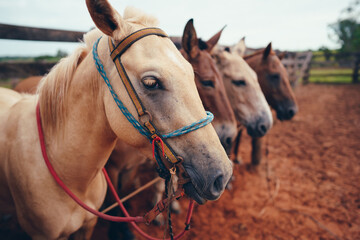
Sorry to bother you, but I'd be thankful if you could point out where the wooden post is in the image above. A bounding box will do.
[353,53,360,83]
[0,23,85,42]
[301,51,313,84]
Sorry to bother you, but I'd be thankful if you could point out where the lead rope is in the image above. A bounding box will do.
[163,168,176,240]
[36,103,195,240]
[168,170,176,240]
[153,137,175,240]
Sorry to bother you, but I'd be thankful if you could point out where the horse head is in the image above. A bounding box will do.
[85,0,232,204]
[241,42,298,121]
[212,46,273,138]
[179,19,237,154]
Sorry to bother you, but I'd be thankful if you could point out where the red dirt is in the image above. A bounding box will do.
[93,84,360,240]
[1,84,359,239]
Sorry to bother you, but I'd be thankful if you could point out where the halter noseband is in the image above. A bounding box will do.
[93,28,214,183]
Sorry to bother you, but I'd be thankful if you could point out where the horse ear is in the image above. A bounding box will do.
[263,42,272,60]
[233,37,246,57]
[86,0,121,36]
[182,19,200,59]
[205,25,226,52]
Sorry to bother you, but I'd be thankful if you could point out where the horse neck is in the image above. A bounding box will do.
[43,55,117,191]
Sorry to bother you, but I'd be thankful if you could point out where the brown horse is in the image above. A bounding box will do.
[13,76,42,94]
[0,1,232,239]
[231,39,298,165]
[180,19,237,153]
[13,76,43,94]
[242,43,298,120]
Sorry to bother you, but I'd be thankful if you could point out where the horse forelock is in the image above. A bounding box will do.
[112,6,159,38]
[123,7,158,26]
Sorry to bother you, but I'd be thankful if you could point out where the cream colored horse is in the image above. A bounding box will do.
[212,47,273,138]
[0,1,232,239]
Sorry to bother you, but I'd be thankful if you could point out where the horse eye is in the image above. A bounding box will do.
[268,73,280,85]
[142,76,161,89]
[269,74,280,81]
[200,80,215,88]
[232,80,246,87]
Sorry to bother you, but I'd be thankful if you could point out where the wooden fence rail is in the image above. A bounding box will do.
[282,51,313,85]
[0,24,87,79]
[310,51,360,83]
[4,23,357,84]
[0,23,85,42]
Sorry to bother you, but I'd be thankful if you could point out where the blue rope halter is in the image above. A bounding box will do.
[93,36,214,171]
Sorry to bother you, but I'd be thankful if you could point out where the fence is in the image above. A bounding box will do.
[0,24,191,80]
[3,23,357,84]
[0,23,85,80]
[281,51,313,85]
[310,51,360,83]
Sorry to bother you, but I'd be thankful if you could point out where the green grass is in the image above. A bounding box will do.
[0,79,13,88]
[309,68,353,83]
[0,56,61,63]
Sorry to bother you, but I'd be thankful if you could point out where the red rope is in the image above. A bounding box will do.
[152,136,165,159]
[103,168,195,240]
[36,103,194,239]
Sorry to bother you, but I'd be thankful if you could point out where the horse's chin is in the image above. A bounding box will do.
[183,183,207,205]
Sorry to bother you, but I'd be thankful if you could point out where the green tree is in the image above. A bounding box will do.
[329,0,360,53]
[56,49,68,58]
[319,46,332,61]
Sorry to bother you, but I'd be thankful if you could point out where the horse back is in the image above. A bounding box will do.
[14,76,42,94]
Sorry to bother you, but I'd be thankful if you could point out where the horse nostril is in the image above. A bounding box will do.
[225,137,232,146]
[213,174,224,196]
[258,124,267,135]
[288,108,295,118]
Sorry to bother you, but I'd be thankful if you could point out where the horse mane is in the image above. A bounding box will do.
[37,7,159,135]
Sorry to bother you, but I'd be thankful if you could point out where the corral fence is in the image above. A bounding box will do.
[0,23,85,80]
[281,51,313,86]
[2,23,357,86]
[310,51,360,84]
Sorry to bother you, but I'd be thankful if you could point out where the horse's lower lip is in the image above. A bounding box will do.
[183,183,207,205]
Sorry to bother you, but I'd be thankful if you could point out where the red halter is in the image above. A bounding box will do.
[36,103,194,239]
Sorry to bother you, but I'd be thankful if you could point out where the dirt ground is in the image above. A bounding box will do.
[1,84,359,240]
[93,83,360,240]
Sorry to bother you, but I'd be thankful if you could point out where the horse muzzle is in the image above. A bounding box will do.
[276,104,298,121]
[182,165,231,204]
[246,112,273,138]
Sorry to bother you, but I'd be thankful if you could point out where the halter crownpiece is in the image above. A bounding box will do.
[93,27,214,183]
